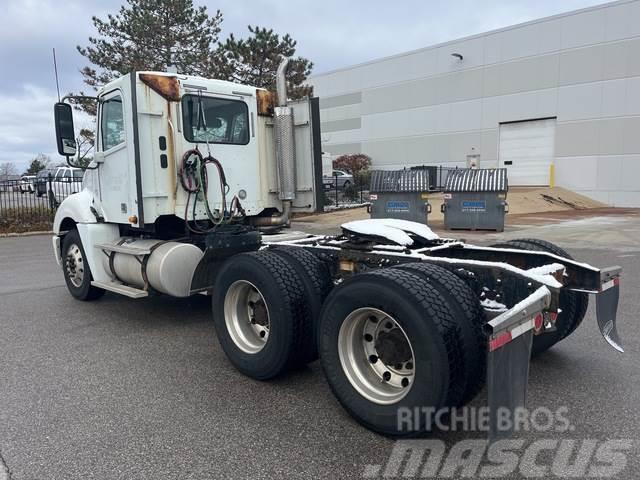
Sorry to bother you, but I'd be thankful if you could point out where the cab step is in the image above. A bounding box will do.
[91,281,149,298]
[95,243,151,256]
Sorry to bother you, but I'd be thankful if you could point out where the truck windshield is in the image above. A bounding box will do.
[181,95,249,145]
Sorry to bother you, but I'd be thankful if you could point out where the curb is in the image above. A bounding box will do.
[0,230,53,238]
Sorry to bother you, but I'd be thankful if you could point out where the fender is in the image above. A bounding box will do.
[53,190,99,234]
[52,190,118,283]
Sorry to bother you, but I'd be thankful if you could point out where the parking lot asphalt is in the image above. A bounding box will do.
[1,215,639,479]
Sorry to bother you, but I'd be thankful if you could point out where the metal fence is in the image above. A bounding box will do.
[321,166,462,211]
[407,165,460,191]
[322,171,371,210]
[0,176,78,233]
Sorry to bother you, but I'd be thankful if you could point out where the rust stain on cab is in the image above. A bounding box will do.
[140,74,180,101]
[256,89,275,116]
[166,101,177,208]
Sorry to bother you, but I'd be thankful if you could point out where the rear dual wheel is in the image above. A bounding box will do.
[394,262,486,405]
[212,248,332,380]
[318,268,478,437]
[489,238,589,356]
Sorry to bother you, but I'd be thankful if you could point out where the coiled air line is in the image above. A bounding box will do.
[179,148,245,233]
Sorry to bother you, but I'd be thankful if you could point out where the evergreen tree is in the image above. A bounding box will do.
[215,26,313,99]
[25,154,51,175]
[77,0,223,90]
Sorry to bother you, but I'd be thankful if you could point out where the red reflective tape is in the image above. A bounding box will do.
[489,331,512,352]
[614,277,620,286]
[534,313,544,332]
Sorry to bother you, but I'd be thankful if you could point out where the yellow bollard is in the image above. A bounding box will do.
[549,164,555,188]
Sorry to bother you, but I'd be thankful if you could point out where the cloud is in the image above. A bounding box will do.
[0,84,93,172]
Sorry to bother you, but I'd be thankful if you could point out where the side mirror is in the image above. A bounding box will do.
[54,102,77,157]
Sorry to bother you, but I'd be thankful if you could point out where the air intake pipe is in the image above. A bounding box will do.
[253,57,296,227]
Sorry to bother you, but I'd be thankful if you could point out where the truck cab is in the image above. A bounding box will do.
[55,68,321,233]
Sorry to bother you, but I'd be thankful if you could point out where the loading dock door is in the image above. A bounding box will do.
[498,118,556,186]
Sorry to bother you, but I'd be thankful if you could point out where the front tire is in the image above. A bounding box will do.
[61,229,105,301]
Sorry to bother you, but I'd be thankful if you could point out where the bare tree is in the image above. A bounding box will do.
[0,162,17,180]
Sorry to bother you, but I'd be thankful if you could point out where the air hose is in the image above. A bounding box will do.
[179,148,244,233]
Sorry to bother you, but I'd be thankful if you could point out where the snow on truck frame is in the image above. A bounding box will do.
[51,58,622,438]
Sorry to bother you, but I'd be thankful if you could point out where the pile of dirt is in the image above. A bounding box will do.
[504,187,606,215]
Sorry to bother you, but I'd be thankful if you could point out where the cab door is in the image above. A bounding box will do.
[96,85,135,223]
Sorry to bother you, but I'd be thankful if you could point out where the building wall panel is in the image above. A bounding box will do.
[312,0,640,205]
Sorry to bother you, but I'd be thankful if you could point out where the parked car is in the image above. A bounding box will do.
[35,168,56,197]
[323,169,353,190]
[19,175,36,193]
[47,166,84,206]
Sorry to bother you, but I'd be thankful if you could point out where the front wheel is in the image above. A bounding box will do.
[61,229,105,301]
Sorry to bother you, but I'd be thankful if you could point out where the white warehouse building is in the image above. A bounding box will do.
[309,0,640,206]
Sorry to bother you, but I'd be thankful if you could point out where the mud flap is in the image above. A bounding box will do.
[596,278,623,352]
[487,330,533,441]
[485,286,551,441]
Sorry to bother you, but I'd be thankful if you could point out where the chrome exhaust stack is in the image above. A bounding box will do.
[252,57,297,228]
[271,57,296,224]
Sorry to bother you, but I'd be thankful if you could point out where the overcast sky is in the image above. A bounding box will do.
[0,0,608,172]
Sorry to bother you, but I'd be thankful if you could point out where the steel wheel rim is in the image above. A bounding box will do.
[65,243,85,288]
[338,307,415,405]
[224,280,270,354]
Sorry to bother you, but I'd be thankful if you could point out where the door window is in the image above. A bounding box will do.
[101,95,125,151]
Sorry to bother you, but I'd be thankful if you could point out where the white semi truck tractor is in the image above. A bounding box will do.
[52,59,624,438]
